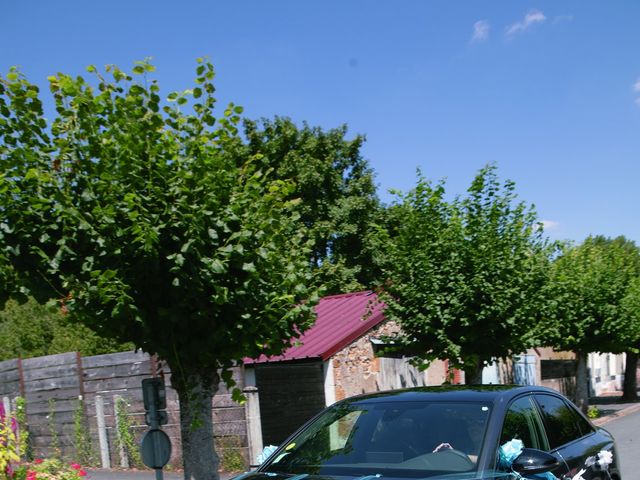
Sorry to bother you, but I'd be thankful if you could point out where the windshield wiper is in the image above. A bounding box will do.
[354,474,383,480]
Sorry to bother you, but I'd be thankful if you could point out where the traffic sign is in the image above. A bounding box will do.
[142,378,167,411]
[140,428,172,469]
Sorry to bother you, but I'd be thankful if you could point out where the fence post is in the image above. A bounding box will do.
[17,357,25,399]
[95,395,111,469]
[243,386,263,466]
[113,395,130,468]
[2,396,10,417]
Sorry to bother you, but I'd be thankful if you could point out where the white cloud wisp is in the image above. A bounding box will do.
[506,10,546,37]
[471,20,490,43]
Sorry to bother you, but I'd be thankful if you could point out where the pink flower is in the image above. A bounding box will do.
[70,463,82,469]
[34,458,43,464]
[78,469,87,477]
[27,471,38,480]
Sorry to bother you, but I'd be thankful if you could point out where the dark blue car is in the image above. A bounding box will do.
[243,385,620,480]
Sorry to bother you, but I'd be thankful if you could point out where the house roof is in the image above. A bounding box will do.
[247,291,387,364]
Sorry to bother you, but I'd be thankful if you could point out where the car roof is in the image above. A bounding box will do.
[341,384,562,405]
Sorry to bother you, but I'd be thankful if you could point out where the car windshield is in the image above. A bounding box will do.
[262,400,492,479]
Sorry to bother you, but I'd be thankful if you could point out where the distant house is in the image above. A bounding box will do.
[482,348,629,398]
[244,291,449,445]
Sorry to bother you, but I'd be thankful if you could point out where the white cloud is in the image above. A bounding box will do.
[506,9,547,36]
[471,20,490,43]
[540,220,560,231]
[633,79,640,107]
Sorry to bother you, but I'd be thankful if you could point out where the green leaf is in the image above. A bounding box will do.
[210,259,225,274]
[242,262,256,273]
[132,65,145,75]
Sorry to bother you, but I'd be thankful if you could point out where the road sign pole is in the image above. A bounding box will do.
[141,378,172,474]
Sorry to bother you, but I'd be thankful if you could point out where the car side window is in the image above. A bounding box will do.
[533,394,586,449]
[500,396,545,450]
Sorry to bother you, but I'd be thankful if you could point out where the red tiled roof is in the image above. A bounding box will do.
[247,291,386,364]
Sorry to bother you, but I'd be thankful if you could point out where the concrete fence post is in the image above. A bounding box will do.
[243,386,263,466]
[2,396,10,417]
[113,395,129,468]
[95,395,111,469]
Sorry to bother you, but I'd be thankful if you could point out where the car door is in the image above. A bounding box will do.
[533,393,614,480]
[498,395,569,479]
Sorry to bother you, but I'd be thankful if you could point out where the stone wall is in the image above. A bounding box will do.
[330,320,448,401]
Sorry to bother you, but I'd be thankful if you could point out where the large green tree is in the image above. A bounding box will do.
[542,236,640,411]
[0,60,320,479]
[243,117,381,293]
[376,165,551,383]
[621,277,640,400]
[0,297,131,360]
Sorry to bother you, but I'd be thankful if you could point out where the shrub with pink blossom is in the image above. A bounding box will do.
[0,403,20,478]
[10,458,87,480]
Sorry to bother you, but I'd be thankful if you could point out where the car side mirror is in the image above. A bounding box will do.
[511,448,560,475]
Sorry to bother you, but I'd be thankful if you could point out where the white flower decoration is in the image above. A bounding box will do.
[597,449,613,469]
[571,468,586,480]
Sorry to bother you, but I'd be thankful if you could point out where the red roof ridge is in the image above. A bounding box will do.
[246,290,387,365]
[318,290,376,300]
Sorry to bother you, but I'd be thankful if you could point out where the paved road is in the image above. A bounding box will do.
[601,408,640,479]
[87,470,183,480]
[87,469,237,480]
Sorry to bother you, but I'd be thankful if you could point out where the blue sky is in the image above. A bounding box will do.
[2,1,639,243]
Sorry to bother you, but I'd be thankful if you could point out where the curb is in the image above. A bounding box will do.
[593,403,640,426]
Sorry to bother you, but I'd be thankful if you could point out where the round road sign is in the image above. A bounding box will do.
[140,428,172,469]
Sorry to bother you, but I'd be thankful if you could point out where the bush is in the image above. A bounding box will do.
[11,458,87,480]
[216,436,246,472]
[114,397,142,468]
[0,403,19,477]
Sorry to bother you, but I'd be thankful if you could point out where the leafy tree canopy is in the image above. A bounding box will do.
[376,165,552,383]
[0,297,132,360]
[542,235,640,354]
[622,276,640,329]
[243,117,381,293]
[0,58,320,479]
[540,235,640,410]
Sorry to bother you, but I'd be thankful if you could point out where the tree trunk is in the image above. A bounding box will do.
[463,362,484,385]
[622,351,638,401]
[574,351,589,413]
[172,368,220,480]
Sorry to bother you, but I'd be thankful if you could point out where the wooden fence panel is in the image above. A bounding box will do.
[1,350,250,467]
[20,353,81,458]
[0,359,20,398]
